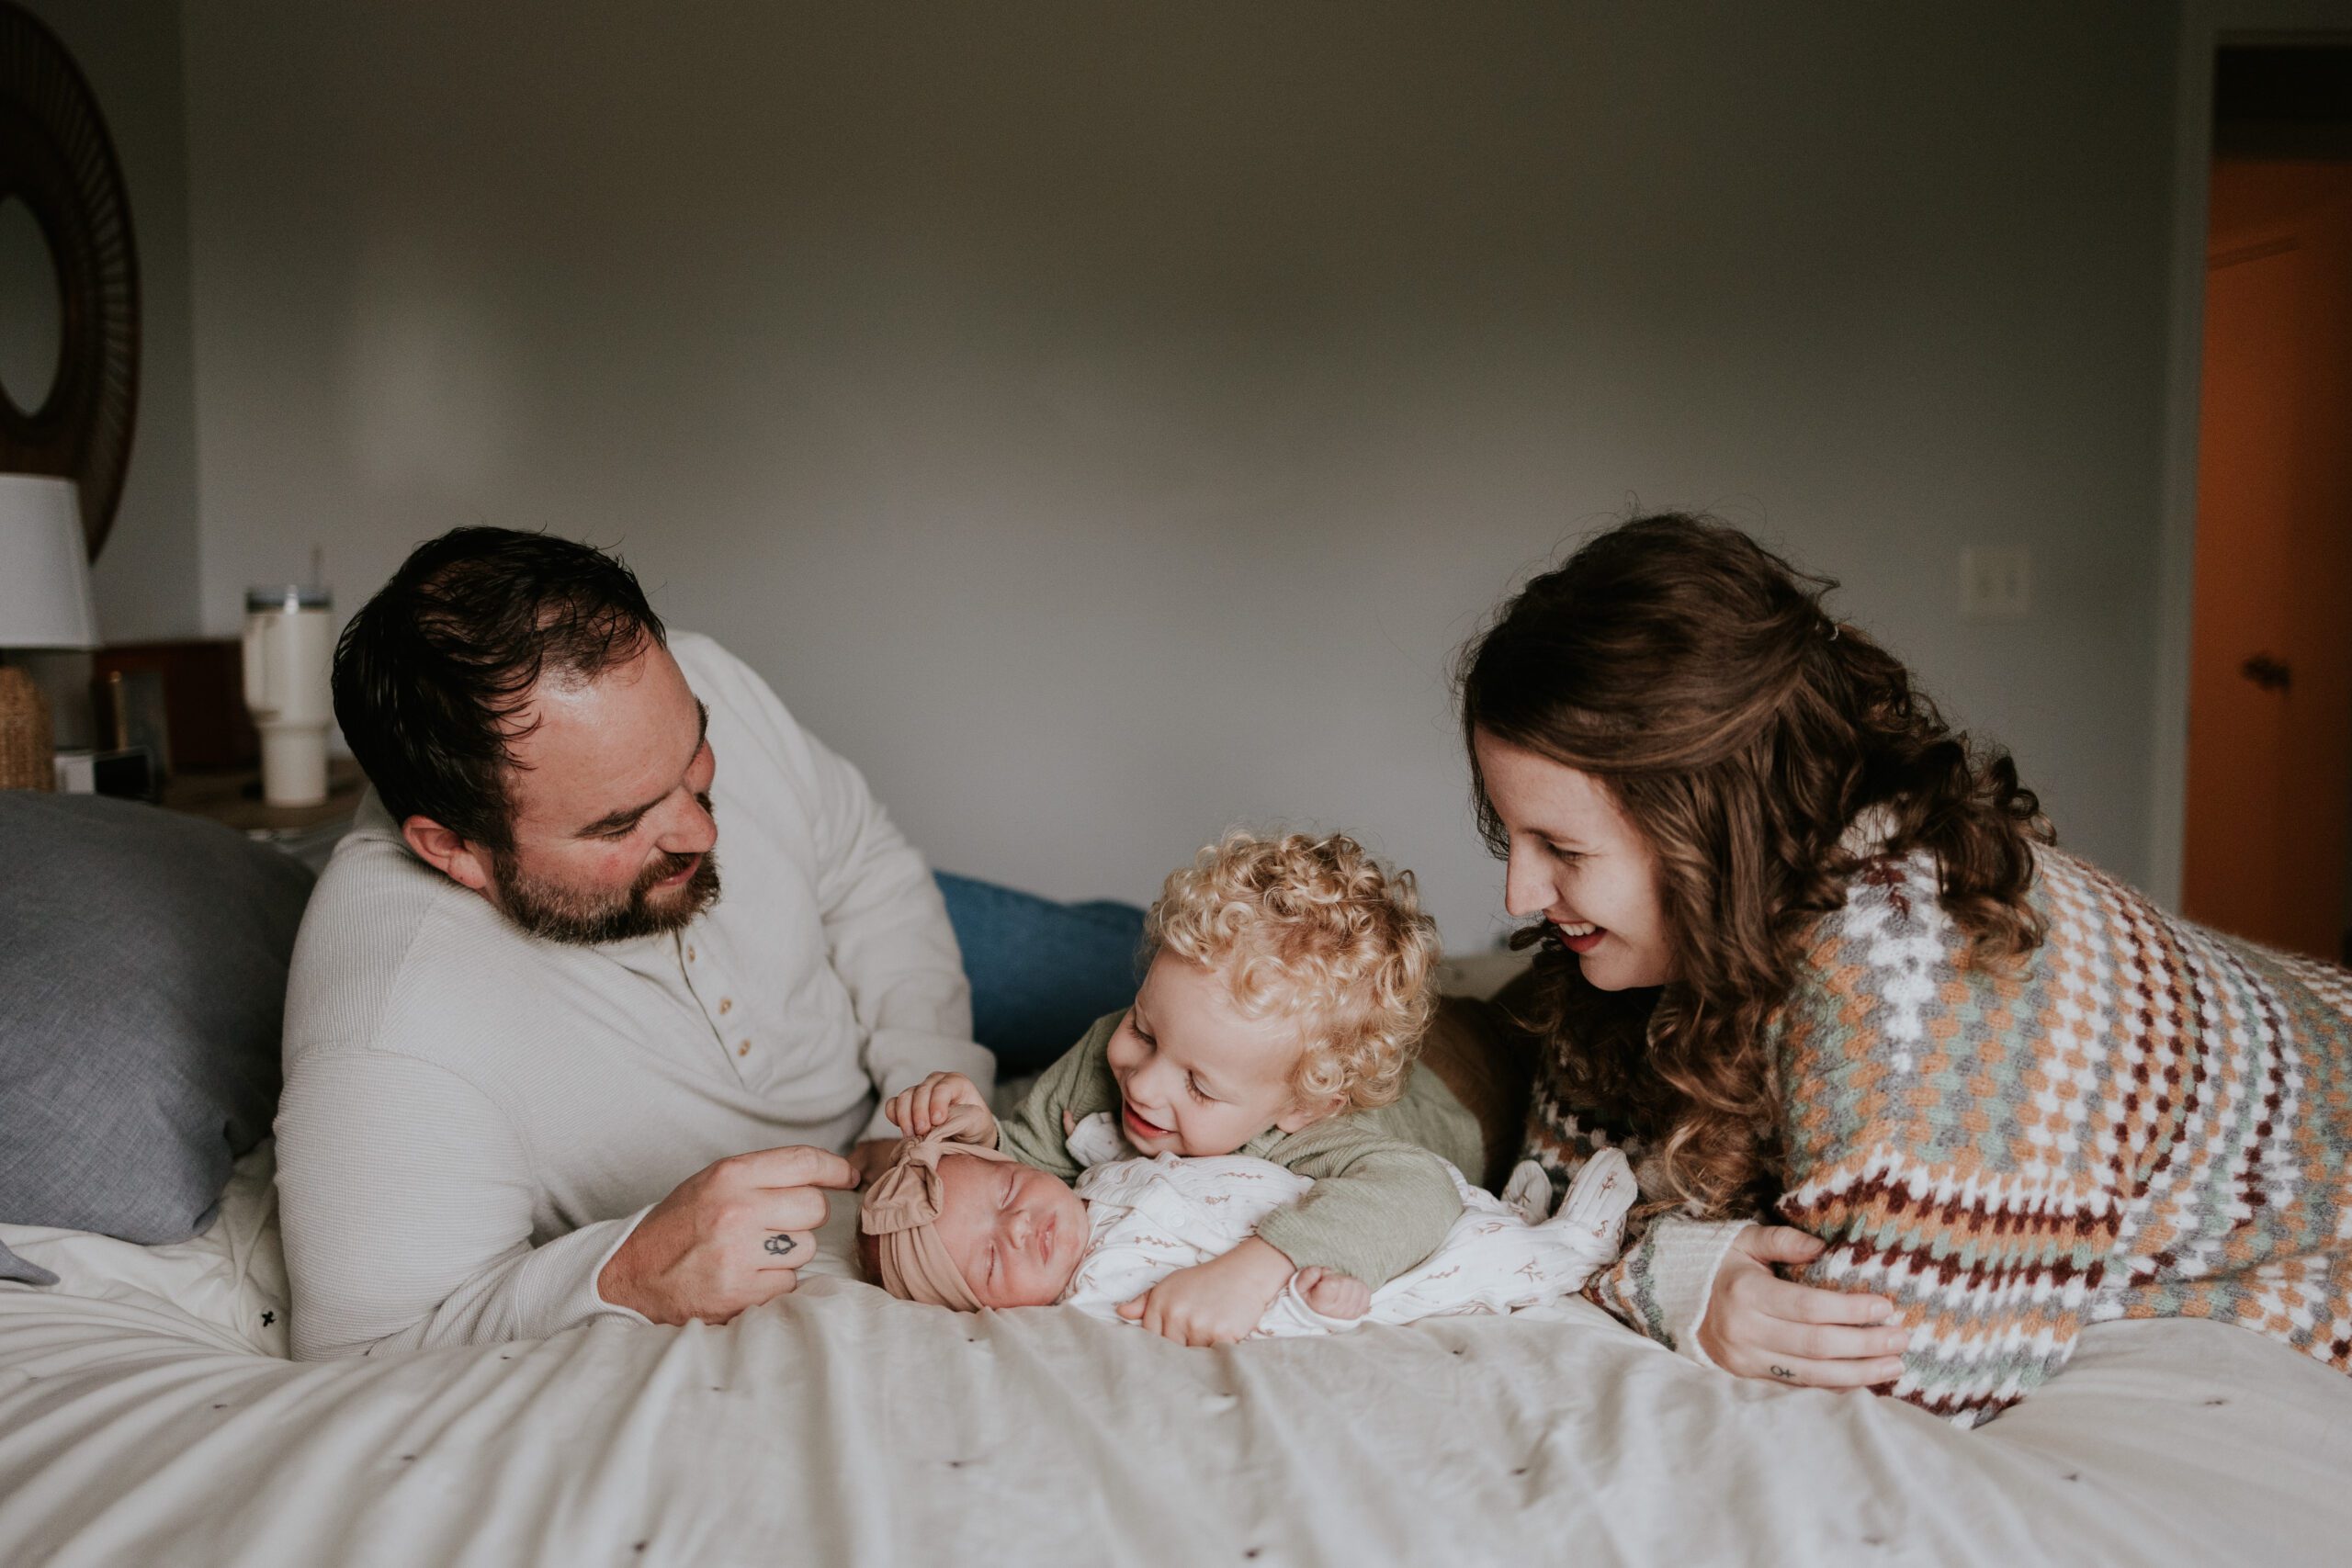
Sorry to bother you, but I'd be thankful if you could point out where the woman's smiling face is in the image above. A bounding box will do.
[1474,729,1675,991]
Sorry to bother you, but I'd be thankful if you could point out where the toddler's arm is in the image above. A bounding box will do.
[992,1010,1125,1181]
[1255,1128,1463,1290]
[1117,1237,1296,1345]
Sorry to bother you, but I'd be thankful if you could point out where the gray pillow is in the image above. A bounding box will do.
[0,793,311,1285]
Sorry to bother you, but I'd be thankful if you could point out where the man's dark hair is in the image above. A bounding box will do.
[334,527,666,851]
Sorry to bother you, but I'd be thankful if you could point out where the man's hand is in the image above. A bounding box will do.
[846,1138,900,1188]
[1117,1237,1296,1346]
[881,1072,991,1138]
[596,1145,857,1326]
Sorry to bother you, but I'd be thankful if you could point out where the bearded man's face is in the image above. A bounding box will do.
[490,836,721,945]
[480,640,724,944]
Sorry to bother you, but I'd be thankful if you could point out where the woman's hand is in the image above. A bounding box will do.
[1696,1224,1910,1388]
[883,1071,989,1138]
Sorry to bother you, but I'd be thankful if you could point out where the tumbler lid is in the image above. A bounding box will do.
[246,584,333,612]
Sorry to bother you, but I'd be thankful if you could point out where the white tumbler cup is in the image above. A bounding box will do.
[243,585,335,807]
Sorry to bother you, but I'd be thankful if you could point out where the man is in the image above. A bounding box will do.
[277,527,991,1359]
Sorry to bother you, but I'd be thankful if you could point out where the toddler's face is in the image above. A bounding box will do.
[1102,953,1339,1157]
[931,1153,1089,1308]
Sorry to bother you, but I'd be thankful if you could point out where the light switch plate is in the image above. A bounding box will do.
[1960,547,2031,619]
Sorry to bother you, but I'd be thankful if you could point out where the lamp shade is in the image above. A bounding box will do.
[0,475,100,650]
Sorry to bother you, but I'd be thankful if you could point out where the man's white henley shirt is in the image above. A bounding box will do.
[275,633,990,1359]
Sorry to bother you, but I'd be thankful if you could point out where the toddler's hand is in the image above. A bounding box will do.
[1295,1267,1371,1321]
[883,1072,989,1138]
[1117,1237,1295,1347]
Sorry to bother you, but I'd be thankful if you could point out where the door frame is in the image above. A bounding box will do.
[2146,0,2352,908]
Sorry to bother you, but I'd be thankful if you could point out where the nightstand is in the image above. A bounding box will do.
[159,758,368,872]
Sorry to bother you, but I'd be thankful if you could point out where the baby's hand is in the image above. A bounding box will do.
[883,1072,989,1138]
[1295,1267,1371,1321]
[1117,1237,1295,1347]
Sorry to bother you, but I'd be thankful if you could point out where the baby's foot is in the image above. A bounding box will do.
[1295,1267,1371,1321]
[1501,1159,1555,1224]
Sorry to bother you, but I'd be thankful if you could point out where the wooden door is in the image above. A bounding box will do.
[2182,159,2352,964]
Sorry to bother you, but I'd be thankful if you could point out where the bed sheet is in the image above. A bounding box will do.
[0,1146,290,1360]
[4,1145,2350,1568]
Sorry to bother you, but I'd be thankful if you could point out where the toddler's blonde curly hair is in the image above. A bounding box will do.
[1146,831,1442,1111]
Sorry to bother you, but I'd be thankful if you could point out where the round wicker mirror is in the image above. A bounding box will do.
[0,1,139,562]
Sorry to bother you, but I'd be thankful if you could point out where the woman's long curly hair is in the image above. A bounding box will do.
[1458,514,2050,1218]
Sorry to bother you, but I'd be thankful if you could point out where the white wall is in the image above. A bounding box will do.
[21,0,203,644]
[178,1,2181,948]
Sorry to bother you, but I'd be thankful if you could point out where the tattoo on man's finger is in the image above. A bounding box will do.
[763,1234,798,1260]
[1770,1364,1796,1382]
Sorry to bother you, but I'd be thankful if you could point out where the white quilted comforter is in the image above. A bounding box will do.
[4,1145,2348,1567]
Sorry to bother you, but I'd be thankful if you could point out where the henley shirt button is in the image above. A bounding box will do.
[718,998,733,1015]
[737,1040,752,1056]
[686,945,697,963]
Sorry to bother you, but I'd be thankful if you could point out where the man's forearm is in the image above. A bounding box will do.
[277,1049,653,1359]
[291,1213,649,1360]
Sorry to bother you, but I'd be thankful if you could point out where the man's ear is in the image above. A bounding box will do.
[401,816,496,896]
[1272,1090,1349,1134]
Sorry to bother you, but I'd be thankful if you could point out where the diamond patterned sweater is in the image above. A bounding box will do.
[1525,844,2352,1427]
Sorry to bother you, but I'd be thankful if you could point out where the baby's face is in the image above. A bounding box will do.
[1102,953,1337,1156]
[932,1153,1089,1308]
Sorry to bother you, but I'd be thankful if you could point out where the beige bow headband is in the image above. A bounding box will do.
[858,1101,1013,1310]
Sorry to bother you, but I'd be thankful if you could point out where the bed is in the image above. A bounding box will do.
[5,803,2351,1566]
[7,1131,2352,1562]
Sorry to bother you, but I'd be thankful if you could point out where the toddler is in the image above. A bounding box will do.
[880,831,1485,1344]
[859,1102,1633,1331]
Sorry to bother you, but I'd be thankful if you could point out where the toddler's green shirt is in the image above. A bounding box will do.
[996,1010,1481,1288]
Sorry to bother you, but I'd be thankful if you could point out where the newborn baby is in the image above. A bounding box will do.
[860,1103,1633,1334]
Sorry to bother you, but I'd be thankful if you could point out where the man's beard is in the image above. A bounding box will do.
[492,844,723,946]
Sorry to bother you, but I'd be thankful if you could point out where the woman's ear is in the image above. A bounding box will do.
[1272,1091,1349,1134]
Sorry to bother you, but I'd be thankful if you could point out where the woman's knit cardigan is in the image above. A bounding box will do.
[1522,841,2352,1428]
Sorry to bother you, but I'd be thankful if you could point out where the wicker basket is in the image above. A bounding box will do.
[0,666,55,791]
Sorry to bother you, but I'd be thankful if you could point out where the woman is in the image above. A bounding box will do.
[1458,513,2352,1427]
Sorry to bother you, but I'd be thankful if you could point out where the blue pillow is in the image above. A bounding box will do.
[934,871,1146,1076]
[0,795,311,1285]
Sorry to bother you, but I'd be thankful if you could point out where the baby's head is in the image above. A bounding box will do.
[859,1116,1089,1311]
[1108,831,1440,1157]
[922,1152,1087,1309]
